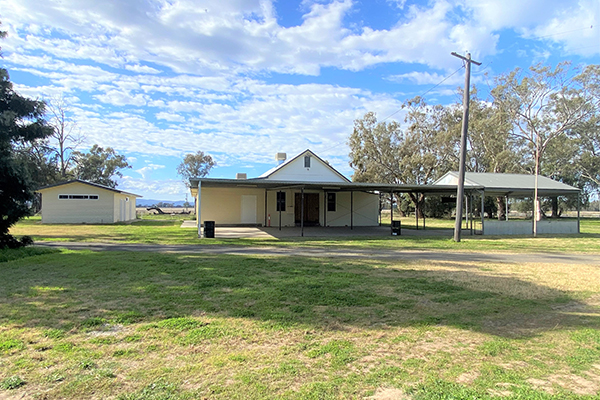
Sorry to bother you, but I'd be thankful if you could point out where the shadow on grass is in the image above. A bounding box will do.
[1,250,598,338]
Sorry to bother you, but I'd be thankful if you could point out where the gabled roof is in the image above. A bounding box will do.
[258,149,350,182]
[37,179,141,197]
[434,172,580,196]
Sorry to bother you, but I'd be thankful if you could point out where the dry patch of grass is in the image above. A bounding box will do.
[1,249,600,399]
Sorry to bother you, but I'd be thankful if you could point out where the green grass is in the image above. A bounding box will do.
[9,216,600,254]
[1,248,600,398]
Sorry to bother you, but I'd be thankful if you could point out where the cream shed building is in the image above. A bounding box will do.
[37,180,140,224]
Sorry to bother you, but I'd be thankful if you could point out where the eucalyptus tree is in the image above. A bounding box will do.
[349,97,460,217]
[72,145,131,188]
[176,151,216,188]
[492,62,598,235]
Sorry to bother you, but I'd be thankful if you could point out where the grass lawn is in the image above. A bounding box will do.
[9,216,600,254]
[1,248,600,398]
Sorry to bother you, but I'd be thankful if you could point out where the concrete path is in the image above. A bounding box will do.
[37,241,600,265]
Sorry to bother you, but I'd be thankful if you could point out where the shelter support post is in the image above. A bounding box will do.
[577,192,581,234]
[415,194,419,230]
[422,194,426,230]
[378,193,382,226]
[468,192,472,235]
[350,191,354,230]
[531,192,535,235]
[264,189,268,227]
[301,188,304,237]
[197,182,202,238]
[505,195,509,221]
[278,190,282,231]
[465,194,469,231]
[324,191,327,227]
[390,193,394,226]
[480,190,485,235]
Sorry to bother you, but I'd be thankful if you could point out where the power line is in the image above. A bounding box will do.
[319,65,466,154]
[380,65,464,123]
[534,25,594,40]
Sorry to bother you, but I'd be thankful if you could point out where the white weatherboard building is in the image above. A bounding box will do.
[190,150,582,237]
[37,180,140,224]
[190,150,381,234]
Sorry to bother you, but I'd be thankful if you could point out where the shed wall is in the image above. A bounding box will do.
[40,183,115,224]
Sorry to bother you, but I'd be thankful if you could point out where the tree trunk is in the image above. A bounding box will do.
[550,197,559,218]
[497,196,506,221]
[408,193,425,219]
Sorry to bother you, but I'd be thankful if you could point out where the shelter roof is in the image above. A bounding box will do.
[36,179,142,197]
[189,177,460,195]
[434,172,580,197]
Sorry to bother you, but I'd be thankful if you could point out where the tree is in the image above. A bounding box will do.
[72,144,131,188]
[177,151,216,187]
[349,99,459,217]
[13,139,61,189]
[575,65,600,197]
[492,62,598,235]
[46,95,82,178]
[466,90,525,219]
[0,67,53,244]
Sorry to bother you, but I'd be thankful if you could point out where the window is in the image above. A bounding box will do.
[276,191,286,212]
[304,155,311,168]
[58,194,99,200]
[327,193,336,212]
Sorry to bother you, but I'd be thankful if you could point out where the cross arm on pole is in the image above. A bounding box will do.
[451,52,482,65]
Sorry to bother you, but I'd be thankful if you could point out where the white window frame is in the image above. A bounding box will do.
[58,194,99,200]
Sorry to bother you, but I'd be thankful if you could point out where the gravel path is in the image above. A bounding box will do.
[37,241,600,265]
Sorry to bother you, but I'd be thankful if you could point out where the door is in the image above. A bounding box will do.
[241,195,257,224]
[295,193,320,226]
[119,199,126,222]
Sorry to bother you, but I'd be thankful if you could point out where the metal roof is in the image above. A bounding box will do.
[191,172,580,198]
[36,179,142,197]
[190,177,462,195]
[435,172,580,197]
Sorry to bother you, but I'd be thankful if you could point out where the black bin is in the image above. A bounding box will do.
[391,220,401,236]
[203,221,215,238]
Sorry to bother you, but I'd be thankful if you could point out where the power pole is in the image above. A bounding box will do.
[452,52,481,242]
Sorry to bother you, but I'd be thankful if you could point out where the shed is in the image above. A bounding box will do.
[434,172,581,235]
[37,180,141,224]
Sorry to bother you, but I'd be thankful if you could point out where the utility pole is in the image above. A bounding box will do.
[452,52,481,242]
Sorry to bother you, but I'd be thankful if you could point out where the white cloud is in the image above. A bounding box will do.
[135,164,166,180]
[155,112,186,122]
[124,64,162,74]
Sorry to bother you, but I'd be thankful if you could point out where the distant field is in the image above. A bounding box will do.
[136,207,194,217]
[1,248,600,398]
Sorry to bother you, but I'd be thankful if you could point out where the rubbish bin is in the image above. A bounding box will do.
[391,220,401,236]
[203,221,215,238]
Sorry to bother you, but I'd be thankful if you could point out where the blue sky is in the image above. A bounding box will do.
[1,0,599,201]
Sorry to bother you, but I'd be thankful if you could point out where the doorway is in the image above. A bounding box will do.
[295,193,320,226]
[241,195,257,224]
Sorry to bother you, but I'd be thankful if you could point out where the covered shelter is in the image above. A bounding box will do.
[435,172,582,235]
[189,150,582,238]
